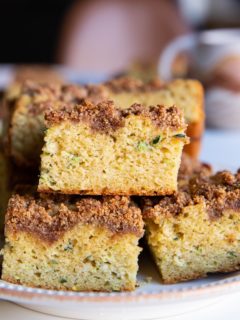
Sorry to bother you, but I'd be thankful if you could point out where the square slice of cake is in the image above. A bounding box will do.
[143,170,240,284]
[2,192,143,291]
[5,81,107,167]
[38,100,188,195]
[6,81,62,166]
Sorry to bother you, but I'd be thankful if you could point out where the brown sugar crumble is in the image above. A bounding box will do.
[44,100,186,133]
[22,80,62,99]
[105,77,163,93]
[6,194,144,243]
[15,78,179,123]
[143,170,240,221]
[44,100,124,133]
[178,153,212,184]
[21,81,109,116]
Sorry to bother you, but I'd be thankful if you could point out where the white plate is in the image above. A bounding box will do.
[1,130,240,320]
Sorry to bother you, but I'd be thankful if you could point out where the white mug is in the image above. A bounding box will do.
[158,29,240,81]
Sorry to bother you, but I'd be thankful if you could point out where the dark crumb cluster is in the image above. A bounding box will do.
[178,153,212,185]
[6,193,144,243]
[143,170,240,220]
[21,81,108,116]
[44,100,186,133]
[105,76,163,93]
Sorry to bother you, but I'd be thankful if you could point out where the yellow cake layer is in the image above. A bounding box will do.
[38,104,188,195]
[2,225,141,291]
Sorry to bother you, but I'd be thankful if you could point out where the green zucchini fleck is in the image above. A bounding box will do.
[64,240,73,251]
[151,135,161,145]
[227,251,237,258]
[174,134,186,138]
[194,245,203,253]
[59,278,67,284]
[136,141,150,151]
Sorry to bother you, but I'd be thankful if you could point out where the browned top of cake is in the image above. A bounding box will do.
[22,82,90,102]
[6,194,144,243]
[60,84,88,103]
[18,81,109,116]
[178,153,212,184]
[105,77,163,93]
[21,80,62,99]
[27,101,63,116]
[85,84,109,103]
[21,81,108,102]
[143,170,240,221]
[26,84,91,116]
[45,100,186,133]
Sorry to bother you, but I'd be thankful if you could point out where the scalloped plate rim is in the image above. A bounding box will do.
[1,272,240,304]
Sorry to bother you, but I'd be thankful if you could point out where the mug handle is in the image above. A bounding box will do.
[158,33,197,81]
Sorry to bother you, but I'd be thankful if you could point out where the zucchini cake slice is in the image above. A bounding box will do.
[2,192,143,291]
[105,77,204,159]
[6,81,62,166]
[6,81,107,167]
[143,170,240,284]
[38,100,188,195]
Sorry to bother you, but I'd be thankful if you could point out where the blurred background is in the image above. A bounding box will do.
[1,0,240,70]
[2,0,240,132]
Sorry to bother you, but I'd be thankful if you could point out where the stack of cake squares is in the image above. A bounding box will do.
[1,73,240,291]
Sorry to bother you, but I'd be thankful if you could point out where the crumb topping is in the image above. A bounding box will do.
[105,77,163,93]
[22,80,62,100]
[15,78,171,119]
[6,194,144,242]
[178,153,212,185]
[45,100,124,132]
[122,103,186,130]
[45,100,186,133]
[20,81,109,116]
[85,84,109,103]
[61,84,109,104]
[143,170,240,221]
[189,170,240,219]
[142,192,192,218]
[60,84,88,103]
